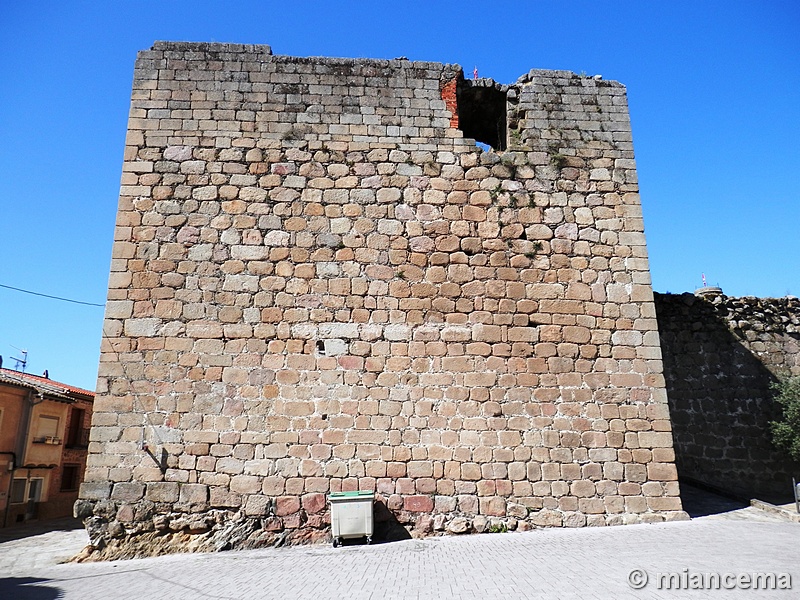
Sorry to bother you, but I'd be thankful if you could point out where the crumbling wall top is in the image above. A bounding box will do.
[151,41,273,55]
[516,68,625,89]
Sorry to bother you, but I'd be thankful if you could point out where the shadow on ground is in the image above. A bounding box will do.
[0,577,62,600]
[0,517,83,544]
[331,500,413,547]
[680,482,748,518]
[373,500,413,544]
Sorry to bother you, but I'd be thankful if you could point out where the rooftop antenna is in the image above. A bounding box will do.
[10,346,27,372]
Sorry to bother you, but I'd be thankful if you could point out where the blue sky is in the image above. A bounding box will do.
[0,1,798,390]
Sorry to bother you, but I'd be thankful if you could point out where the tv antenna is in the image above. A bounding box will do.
[10,345,28,372]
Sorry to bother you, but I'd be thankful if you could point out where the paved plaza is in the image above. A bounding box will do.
[0,500,797,600]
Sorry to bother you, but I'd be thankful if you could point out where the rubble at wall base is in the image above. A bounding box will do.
[73,496,688,560]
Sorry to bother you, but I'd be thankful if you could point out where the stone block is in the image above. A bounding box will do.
[209,487,242,508]
[244,495,272,516]
[79,482,112,501]
[276,496,301,516]
[403,495,434,512]
[301,493,327,514]
[179,483,209,504]
[637,432,674,448]
[479,497,507,517]
[446,516,470,533]
[230,475,261,494]
[145,482,180,503]
[124,318,159,337]
[111,482,145,502]
[646,463,678,481]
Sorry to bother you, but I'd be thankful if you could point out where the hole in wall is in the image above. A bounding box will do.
[457,81,507,151]
[316,338,348,357]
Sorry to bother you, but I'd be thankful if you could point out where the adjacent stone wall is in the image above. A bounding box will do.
[77,42,685,557]
[655,291,800,501]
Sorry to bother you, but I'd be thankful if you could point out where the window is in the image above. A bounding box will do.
[66,408,86,447]
[28,478,43,502]
[456,80,508,151]
[34,415,60,444]
[10,478,45,503]
[10,479,26,504]
[61,464,80,492]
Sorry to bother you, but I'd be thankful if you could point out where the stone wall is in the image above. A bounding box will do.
[655,291,800,501]
[77,42,685,557]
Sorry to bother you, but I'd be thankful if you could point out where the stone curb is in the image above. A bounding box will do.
[750,499,800,523]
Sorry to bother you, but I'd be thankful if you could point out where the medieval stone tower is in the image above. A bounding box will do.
[77,42,685,555]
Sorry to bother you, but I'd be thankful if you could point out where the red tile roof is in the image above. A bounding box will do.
[0,368,94,400]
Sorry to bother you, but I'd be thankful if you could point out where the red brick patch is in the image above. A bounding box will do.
[441,78,458,128]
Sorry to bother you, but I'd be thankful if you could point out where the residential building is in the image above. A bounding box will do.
[0,367,93,526]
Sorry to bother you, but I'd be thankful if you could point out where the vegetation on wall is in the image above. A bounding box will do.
[770,376,800,462]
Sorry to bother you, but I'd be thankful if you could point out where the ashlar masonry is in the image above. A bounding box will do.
[77,42,685,556]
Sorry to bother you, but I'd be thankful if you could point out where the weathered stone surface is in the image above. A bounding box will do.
[656,292,800,500]
[79,482,111,501]
[111,483,145,502]
[179,484,209,504]
[276,496,301,517]
[301,493,326,514]
[78,42,685,556]
[507,503,529,519]
[446,517,470,534]
[145,482,180,503]
[403,495,434,513]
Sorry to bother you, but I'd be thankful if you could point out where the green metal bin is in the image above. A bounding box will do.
[328,490,374,547]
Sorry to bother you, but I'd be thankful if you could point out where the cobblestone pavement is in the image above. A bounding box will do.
[0,504,797,600]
